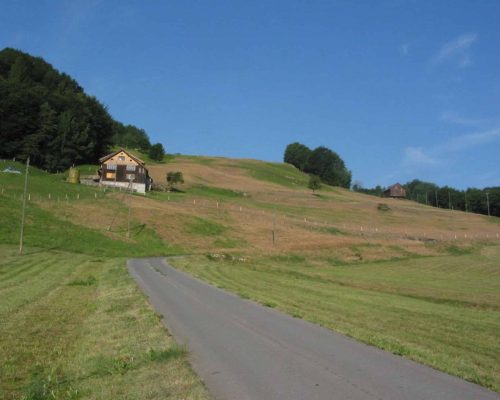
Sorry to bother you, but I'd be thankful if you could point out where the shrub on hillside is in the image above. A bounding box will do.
[377,203,391,212]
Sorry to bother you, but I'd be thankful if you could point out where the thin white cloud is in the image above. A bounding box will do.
[400,43,409,55]
[431,33,478,68]
[402,147,438,167]
[443,127,500,152]
[439,111,488,126]
[401,126,500,169]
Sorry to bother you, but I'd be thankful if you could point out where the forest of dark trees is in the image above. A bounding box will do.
[0,48,158,171]
[354,179,500,218]
[284,142,352,188]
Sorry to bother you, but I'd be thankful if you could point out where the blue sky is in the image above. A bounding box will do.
[1,1,500,189]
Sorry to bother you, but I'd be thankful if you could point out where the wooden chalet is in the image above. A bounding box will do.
[98,149,152,194]
[384,183,406,199]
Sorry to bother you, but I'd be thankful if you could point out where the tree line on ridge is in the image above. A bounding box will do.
[284,142,351,188]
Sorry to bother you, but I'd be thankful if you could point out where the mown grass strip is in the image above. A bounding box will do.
[172,250,500,392]
[0,248,209,400]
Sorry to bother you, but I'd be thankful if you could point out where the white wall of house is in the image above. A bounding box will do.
[100,180,146,194]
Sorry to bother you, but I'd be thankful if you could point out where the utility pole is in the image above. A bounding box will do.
[272,213,276,245]
[448,191,452,210]
[127,203,131,238]
[19,157,30,255]
[486,192,491,217]
[127,178,132,238]
[464,191,468,213]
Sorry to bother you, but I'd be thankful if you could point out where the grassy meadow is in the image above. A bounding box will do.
[171,248,500,391]
[1,154,500,396]
[0,247,209,400]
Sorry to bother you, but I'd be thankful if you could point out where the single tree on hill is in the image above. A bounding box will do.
[149,143,165,161]
[305,146,351,188]
[308,175,322,194]
[283,142,351,189]
[284,142,312,171]
[166,171,184,191]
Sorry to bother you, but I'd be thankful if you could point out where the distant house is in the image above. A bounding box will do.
[98,149,152,194]
[384,183,406,198]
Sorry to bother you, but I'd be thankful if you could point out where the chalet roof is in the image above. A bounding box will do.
[99,149,146,166]
[387,183,403,189]
[383,183,406,198]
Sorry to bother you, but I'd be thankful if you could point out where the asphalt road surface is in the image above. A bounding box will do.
[128,257,499,400]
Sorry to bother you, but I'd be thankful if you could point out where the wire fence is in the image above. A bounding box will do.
[1,182,499,245]
[134,194,500,244]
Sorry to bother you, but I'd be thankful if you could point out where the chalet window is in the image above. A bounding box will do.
[118,156,125,161]
[106,172,116,179]
[107,164,117,170]
[126,165,136,171]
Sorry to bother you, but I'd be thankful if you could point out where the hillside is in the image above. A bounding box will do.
[147,154,499,258]
[1,155,500,394]
[2,153,499,259]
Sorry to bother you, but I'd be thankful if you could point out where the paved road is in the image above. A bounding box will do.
[128,258,499,400]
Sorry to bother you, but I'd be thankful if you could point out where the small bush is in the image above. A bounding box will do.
[67,275,97,286]
[151,182,168,191]
[90,354,136,377]
[22,367,79,400]
[327,256,344,266]
[446,245,473,256]
[206,253,248,262]
[377,203,391,212]
[145,345,187,363]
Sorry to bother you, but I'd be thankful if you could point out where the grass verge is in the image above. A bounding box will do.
[0,246,209,400]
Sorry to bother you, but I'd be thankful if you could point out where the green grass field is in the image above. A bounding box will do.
[0,247,209,400]
[0,165,208,399]
[235,160,310,188]
[171,247,500,392]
